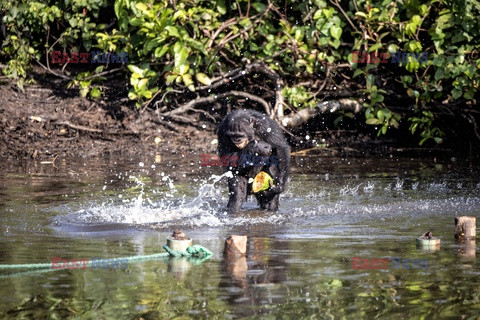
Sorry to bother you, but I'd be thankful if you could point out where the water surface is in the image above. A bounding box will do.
[1,155,479,319]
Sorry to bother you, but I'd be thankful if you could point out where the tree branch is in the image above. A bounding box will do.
[163,90,272,117]
[281,99,363,127]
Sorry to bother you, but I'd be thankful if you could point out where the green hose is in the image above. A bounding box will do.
[0,244,213,270]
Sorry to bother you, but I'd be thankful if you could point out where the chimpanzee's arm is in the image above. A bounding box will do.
[250,113,290,194]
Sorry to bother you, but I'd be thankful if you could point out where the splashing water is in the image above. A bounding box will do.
[53,169,480,232]
[54,172,228,230]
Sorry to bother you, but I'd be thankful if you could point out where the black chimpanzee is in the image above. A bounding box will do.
[218,109,290,212]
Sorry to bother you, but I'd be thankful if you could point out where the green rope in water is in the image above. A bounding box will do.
[0,245,213,270]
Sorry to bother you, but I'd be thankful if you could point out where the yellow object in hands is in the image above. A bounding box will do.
[252,171,274,193]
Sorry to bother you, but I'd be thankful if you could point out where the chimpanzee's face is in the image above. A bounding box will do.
[228,132,249,149]
[226,117,255,149]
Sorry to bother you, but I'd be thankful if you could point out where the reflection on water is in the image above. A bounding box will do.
[0,155,480,318]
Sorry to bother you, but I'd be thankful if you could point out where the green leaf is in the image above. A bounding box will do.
[390,118,399,128]
[79,87,89,98]
[410,123,418,134]
[352,69,364,78]
[130,77,139,86]
[433,137,443,144]
[178,63,189,75]
[173,9,187,20]
[322,8,334,19]
[94,65,104,74]
[329,279,342,288]
[155,45,170,58]
[143,90,153,99]
[377,109,384,122]
[173,42,188,68]
[90,87,101,98]
[434,68,444,80]
[436,13,453,28]
[366,118,380,125]
[419,137,428,145]
[239,18,251,27]
[128,65,144,77]
[366,74,375,90]
[369,43,381,52]
[79,80,91,89]
[355,12,367,19]
[196,73,212,86]
[69,17,77,28]
[387,44,398,53]
[464,89,474,100]
[381,125,387,135]
[330,39,340,49]
[114,0,122,19]
[216,0,227,14]
[330,25,342,40]
[137,78,148,90]
[165,26,180,38]
[166,74,177,85]
[314,0,327,8]
[135,3,148,12]
[252,2,266,12]
[182,73,194,87]
[130,18,143,27]
[295,28,304,42]
[419,4,429,15]
[451,88,462,100]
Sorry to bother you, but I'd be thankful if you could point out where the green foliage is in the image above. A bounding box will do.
[283,86,316,109]
[1,0,479,144]
[1,0,111,85]
[127,63,158,106]
[98,0,345,105]
[346,0,480,140]
[66,66,106,98]
[409,111,445,145]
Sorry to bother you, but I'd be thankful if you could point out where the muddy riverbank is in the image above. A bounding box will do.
[0,77,471,162]
[0,81,217,160]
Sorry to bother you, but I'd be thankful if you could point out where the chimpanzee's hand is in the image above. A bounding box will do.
[258,183,283,197]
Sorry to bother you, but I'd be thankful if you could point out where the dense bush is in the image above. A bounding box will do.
[1,0,479,145]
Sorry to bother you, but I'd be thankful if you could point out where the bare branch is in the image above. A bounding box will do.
[83,67,124,80]
[281,99,363,128]
[33,58,72,80]
[53,120,137,135]
[330,0,360,34]
[206,18,237,48]
[54,121,103,133]
[163,90,272,117]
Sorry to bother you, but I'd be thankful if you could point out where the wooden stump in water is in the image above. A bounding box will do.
[224,235,247,256]
[457,240,476,260]
[224,235,248,288]
[454,216,476,241]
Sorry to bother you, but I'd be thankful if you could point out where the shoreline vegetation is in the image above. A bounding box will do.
[1,0,479,161]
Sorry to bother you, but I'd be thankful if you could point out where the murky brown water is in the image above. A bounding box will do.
[1,155,480,319]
